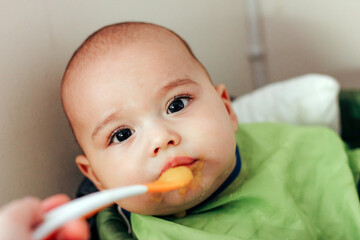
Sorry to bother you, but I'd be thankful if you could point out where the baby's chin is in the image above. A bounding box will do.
[116,184,210,216]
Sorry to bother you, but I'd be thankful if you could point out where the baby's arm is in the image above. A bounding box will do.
[97,205,136,240]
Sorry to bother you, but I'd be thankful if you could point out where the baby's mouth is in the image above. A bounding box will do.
[160,156,197,176]
[151,157,204,203]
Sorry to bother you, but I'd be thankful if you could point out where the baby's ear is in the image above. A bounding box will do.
[215,84,238,131]
[76,155,104,191]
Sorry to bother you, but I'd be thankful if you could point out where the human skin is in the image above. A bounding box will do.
[62,25,238,215]
[0,194,89,240]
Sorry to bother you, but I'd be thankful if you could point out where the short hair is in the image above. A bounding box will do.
[62,22,210,89]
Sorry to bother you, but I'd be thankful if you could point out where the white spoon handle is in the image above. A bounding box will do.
[33,185,147,240]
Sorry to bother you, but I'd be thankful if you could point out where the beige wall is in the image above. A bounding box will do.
[0,0,359,206]
[260,0,360,88]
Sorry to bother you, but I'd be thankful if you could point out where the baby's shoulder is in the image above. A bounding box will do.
[236,122,340,145]
[236,122,346,170]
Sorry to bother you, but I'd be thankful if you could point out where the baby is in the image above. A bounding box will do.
[61,22,360,239]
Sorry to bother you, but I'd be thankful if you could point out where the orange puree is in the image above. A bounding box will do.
[148,166,194,202]
[157,166,193,186]
[149,164,202,202]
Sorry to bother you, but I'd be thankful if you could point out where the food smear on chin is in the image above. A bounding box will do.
[178,161,204,196]
[150,192,163,203]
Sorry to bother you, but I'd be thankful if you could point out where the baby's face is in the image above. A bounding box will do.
[66,38,238,215]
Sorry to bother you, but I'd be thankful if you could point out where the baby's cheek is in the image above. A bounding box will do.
[100,168,138,189]
[116,194,155,213]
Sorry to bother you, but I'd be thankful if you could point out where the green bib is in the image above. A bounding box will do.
[99,123,360,240]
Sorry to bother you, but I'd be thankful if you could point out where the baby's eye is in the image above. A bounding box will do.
[167,96,191,114]
[110,128,134,144]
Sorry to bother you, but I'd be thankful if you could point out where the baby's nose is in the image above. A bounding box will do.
[149,124,180,157]
[153,139,175,154]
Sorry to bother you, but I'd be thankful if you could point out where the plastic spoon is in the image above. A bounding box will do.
[33,166,193,240]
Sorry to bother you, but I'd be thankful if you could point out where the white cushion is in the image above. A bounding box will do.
[231,74,340,133]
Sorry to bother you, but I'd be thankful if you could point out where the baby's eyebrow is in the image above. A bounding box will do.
[92,113,118,140]
[158,78,199,94]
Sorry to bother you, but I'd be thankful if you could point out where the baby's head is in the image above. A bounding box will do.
[61,22,238,215]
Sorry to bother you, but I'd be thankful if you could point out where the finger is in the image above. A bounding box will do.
[41,194,70,212]
[41,194,90,239]
[0,197,43,240]
[2,197,43,227]
[55,218,90,240]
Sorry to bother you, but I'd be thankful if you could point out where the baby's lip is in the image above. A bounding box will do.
[160,156,197,176]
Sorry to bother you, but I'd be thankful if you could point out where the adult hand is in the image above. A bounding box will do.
[0,194,90,240]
